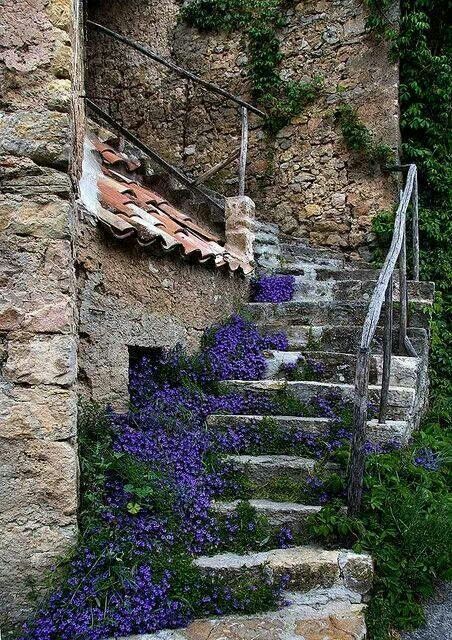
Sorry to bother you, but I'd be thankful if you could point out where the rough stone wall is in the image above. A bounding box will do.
[0,0,82,625]
[76,223,248,409]
[86,0,400,256]
[86,0,187,164]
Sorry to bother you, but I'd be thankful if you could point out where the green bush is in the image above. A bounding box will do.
[307,421,452,639]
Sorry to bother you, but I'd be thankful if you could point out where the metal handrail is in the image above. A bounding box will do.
[347,164,419,515]
[85,99,224,213]
[86,20,266,118]
[86,20,264,202]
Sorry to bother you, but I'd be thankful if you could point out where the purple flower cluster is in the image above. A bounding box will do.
[414,448,441,471]
[251,275,296,303]
[19,316,288,640]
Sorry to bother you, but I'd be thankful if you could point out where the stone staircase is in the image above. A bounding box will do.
[114,239,432,640]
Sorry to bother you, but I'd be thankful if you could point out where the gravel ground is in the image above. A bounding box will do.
[401,582,452,640]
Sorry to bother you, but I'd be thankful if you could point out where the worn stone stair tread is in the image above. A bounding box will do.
[213,499,322,532]
[245,300,430,328]
[271,324,428,354]
[207,414,411,445]
[195,545,373,596]
[291,276,434,304]
[221,379,415,419]
[214,498,322,514]
[280,260,377,277]
[264,349,420,387]
[111,588,367,639]
[226,453,339,472]
[225,454,340,489]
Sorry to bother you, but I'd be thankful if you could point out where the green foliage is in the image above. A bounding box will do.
[215,501,274,553]
[335,104,395,166]
[368,0,452,412]
[307,421,452,639]
[181,0,322,131]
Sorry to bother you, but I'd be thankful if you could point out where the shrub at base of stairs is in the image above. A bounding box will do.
[306,419,451,640]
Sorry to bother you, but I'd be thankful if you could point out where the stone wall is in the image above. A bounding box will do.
[86,0,400,257]
[0,0,82,625]
[76,223,248,409]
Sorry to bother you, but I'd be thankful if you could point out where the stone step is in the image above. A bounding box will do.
[280,260,377,278]
[220,380,415,420]
[195,545,374,596]
[264,350,419,387]
[225,454,340,487]
[245,301,430,329]
[280,242,348,267]
[207,414,411,445]
[291,277,434,304]
[116,587,368,639]
[267,325,428,355]
[213,499,322,535]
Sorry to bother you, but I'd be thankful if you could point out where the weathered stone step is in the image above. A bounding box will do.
[208,414,411,445]
[245,301,430,329]
[279,260,377,278]
[195,546,374,596]
[280,242,348,268]
[292,277,434,304]
[266,325,428,355]
[225,454,340,486]
[114,587,368,639]
[220,380,415,420]
[213,499,322,535]
[264,350,419,387]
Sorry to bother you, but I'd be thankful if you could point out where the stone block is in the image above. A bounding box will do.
[0,522,77,623]
[0,110,70,169]
[0,194,73,239]
[225,196,255,229]
[339,552,374,595]
[45,0,71,30]
[0,438,78,526]
[0,383,77,441]
[0,237,75,298]
[4,335,77,386]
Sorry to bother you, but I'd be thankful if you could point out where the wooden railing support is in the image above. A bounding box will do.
[378,275,393,424]
[238,107,249,197]
[347,347,371,517]
[194,147,241,185]
[398,228,408,354]
[347,164,420,515]
[412,169,420,281]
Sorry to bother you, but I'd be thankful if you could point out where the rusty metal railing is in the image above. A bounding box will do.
[85,20,265,205]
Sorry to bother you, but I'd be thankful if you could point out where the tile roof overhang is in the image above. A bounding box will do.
[90,137,253,275]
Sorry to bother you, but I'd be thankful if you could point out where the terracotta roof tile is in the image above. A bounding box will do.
[90,135,253,275]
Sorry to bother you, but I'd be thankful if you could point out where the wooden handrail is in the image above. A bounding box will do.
[87,20,266,118]
[347,164,419,516]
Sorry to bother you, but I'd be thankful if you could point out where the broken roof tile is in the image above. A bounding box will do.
[90,135,253,275]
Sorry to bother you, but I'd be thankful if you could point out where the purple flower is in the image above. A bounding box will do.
[251,275,295,303]
[414,448,441,471]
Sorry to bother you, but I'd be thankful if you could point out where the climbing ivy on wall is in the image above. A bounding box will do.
[181,0,322,132]
[367,0,452,410]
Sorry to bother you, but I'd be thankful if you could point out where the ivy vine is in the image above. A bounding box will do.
[335,104,395,166]
[181,0,322,132]
[366,0,452,411]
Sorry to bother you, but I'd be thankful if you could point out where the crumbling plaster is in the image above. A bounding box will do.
[76,223,249,409]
